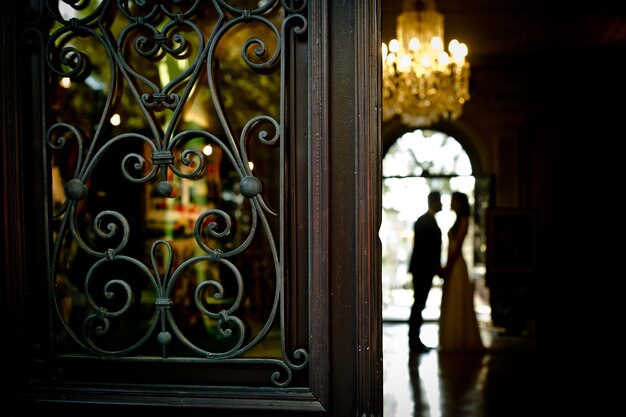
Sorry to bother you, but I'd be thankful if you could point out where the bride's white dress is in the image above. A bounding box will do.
[438,237,484,352]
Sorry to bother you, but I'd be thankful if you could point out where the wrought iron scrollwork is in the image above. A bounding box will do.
[40,0,308,387]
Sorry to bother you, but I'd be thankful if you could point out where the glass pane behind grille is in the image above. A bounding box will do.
[43,0,308,388]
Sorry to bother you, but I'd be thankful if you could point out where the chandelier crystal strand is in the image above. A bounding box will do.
[382,0,470,127]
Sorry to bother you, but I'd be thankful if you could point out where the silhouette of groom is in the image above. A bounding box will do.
[407,191,442,353]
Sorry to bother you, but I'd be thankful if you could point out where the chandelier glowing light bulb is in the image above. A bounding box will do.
[382,0,470,127]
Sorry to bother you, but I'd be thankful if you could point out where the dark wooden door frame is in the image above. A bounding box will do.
[1,1,382,415]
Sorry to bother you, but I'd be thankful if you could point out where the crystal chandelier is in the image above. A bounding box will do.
[382,0,470,127]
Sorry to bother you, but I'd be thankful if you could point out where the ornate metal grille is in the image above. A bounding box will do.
[38,0,308,387]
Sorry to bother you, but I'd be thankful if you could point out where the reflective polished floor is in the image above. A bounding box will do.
[383,321,542,417]
[380,276,606,417]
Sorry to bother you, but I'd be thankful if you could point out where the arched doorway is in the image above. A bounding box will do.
[380,128,491,334]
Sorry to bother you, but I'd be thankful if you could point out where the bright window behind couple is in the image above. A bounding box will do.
[379,129,491,329]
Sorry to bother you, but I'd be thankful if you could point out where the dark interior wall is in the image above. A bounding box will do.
[522,44,623,350]
[474,42,623,349]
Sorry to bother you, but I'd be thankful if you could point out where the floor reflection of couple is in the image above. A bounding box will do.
[409,352,489,417]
